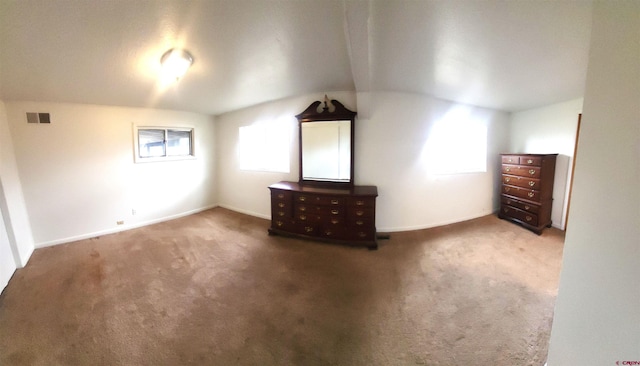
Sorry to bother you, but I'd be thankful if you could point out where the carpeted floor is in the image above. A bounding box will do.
[0,207,564,365]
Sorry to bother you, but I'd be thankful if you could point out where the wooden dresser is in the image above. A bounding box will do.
[499,153,557,234]
[268,181,378,249]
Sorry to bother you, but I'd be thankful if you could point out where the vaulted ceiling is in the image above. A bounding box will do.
[0,0,593,116]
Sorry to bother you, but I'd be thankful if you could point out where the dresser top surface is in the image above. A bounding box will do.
[269,181,378,196]
[500,153,558,157]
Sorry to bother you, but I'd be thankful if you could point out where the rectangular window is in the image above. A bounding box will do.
[134,126,194,162]
[238,119,290,173]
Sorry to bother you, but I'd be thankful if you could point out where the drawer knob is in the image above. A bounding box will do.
[356,200,365,206]
[299,206,306,212]
[357,232,367,238]
[355,220,364,226]
[524,205,530,210]
[331,218,339,224]
[331,199,339,205]
[505,167,510,172]
[331,209,339,215]
[526,216,532,222]
[276,221,283,227]
[528,192,534,198]
[527,159,533,164]
[278,203,285,208]
[278,212,285,217]
[504,187,510,192]
[528,181,535,187]
[504,208,509,213]
[299,196,306,202]
[505,177,510,182]
[305,226,313,233]
[299,214,307,221]
[355,210,364,216]
[529,169,535,175]
[277,193,284,199]
[325,230,333,236]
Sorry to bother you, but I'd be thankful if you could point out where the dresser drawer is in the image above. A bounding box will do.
[501,155,520,164]
[502,165,541,178]
[501,196,540,214]
[347,216,375,228]
[294,193,344,206]
[502,175,541,189]
[292,223,319,236]
[501,204,538,226]
[349,207,375,219]
[271,218,295,231]
[348,197,375,208]
[502,185,540,201]
[346,229,376,241]
[520,156,542,166]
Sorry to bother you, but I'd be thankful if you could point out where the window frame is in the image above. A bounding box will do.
[133,125,196,163]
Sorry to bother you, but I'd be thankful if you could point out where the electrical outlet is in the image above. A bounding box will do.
[116,220,124,225]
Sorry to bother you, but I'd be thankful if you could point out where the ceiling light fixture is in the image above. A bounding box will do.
[160,48,193,81]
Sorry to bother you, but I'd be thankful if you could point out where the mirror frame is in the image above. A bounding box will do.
[296,98,357,188]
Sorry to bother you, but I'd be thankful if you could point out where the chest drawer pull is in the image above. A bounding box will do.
[355,210,364,216]
[524,205,530,210]
[331,218,339,224]
[330,199,339,205]
[357,232,367,238]
[528,181,535,187]
[299,214,307,221]
[299,206,306,212]
[304,226,313,233]
[503,208,509,213]
[526,216,532,222]
[355,220,364,226]
[277,193,284,199]
[504,187,511,192]
[355,200,365,206]
[276,220,283,227]
[505,167,511,172]
[278,211,285,217]
[527,159,533,164]
[331,209,339,215]
[278,203,285,208]
[299,196,307,202]
[528,192,534,198]
[505,177,511,183]
[529,169,536,175]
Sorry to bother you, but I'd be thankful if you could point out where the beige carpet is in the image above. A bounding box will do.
[0,208,564,365]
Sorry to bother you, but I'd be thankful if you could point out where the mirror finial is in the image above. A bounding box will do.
[323,94,330,112]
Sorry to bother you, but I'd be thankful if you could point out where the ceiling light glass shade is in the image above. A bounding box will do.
[160,48,193,81]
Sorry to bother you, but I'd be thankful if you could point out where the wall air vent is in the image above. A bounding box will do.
[26,112,51,124]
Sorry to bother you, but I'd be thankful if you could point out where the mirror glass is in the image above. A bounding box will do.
[301,120,351,182]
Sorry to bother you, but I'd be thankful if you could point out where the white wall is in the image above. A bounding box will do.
[216,92,356,218]
[5,102,216,247]
[216,91,510,231]
[509,98,583,230]
[547,2,640,365]
[0,101,34,266]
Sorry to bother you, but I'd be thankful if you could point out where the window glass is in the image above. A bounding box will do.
[134,127,194,162]
[139,129,166,158]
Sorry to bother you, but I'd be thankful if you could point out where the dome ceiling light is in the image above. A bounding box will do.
[160,48,194,81]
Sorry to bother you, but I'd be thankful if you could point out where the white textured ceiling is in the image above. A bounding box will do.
[0,0,592,115]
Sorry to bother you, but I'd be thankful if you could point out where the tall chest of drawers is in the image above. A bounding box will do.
[268,181,378,249]
[499,153,557,234]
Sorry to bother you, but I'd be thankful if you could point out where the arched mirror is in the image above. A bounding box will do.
[296,97,356,187]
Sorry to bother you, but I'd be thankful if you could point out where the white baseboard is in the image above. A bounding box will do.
[35,205,218,248]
